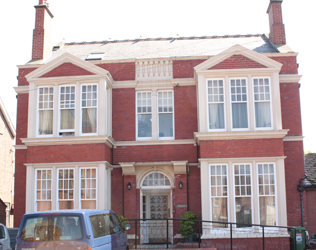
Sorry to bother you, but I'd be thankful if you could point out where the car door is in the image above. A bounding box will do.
[111,213,126,250]
[0,223,10,250]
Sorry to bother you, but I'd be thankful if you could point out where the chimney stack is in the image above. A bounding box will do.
[32,0,54,61]
[267,0,286,45]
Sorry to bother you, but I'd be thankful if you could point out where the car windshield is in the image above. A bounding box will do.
[21,215,83,241]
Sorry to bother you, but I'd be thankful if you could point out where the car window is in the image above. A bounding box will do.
[20,215,83,241]
[112,213,123,232]
[90,213,115,239]
[0,226,5,239]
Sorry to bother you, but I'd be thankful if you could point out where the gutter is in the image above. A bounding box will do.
[297,175,308,227]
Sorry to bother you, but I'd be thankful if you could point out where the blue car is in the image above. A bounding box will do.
[16,209,130,250]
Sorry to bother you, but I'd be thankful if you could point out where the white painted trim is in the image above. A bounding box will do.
[194,130,288,144]
[25,161,113,168]
[199,156,287,163]
[279,75,302,83]
[21,135,116,147]
[14,145,27,149]
[116,139,195,147]
[283,136,304,141]
[14,86,29,94]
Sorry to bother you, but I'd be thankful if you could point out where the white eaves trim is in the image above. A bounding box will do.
[194,129,289,145]
[279,75,302,83]
[283,136,304,141]
[194,44,283,72]
[24,161,113,169]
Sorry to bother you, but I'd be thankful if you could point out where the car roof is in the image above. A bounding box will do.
[23,209,114,217]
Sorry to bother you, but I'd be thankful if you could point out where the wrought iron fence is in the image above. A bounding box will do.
[122,218,297,250]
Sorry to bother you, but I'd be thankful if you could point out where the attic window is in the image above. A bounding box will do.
[85,52,105,61]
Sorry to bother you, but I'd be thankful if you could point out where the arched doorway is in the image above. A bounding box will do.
[140,171,173,244]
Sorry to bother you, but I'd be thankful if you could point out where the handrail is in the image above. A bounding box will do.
[122,218,297,250]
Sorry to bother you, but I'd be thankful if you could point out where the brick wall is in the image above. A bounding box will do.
[112,88,135,141]
[174,86,197,139]
[188,166,201,219]
[209,55,267,70]
[16,94,28,145]
[123,175,137,220]
[280,82,302,136]
[173,174,188,219]
[269,56,298,74]
[18,68,37,86]
[200,138,284,158]
[40,62,94,77]
[114,144,197,165]
[268,1,286,45]
[283,141,306,227]
[0,201,6,225]
[111,168,123,216]
[306,190,316,234]
[14,149,27,227]
[173,59,206,78]
[27,144,112,164]
[98,62,135,81]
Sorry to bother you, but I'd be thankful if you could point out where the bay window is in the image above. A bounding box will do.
[207,79,225,130]
[137,92,152,139]
[38,87,54,136]
[158,91,174,139]
[230,78,248,129]
[60,86,75,135]
[253,78,272,129]
[81,84,97,134]
[36,169,52,211]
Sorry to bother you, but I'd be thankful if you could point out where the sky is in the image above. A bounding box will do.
[0,0,315,152]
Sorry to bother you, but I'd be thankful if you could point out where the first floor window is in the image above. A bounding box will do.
[137,92,152,139]
[207,79,225,130]
[81,84,97,134]
[258,163,276,226]
[36,169,52,211]
[230,79,248,129]
[38,87,54,135]
[158,91,174,139]
[60,86,75,133]
[210,164,228,228]
[80,168,97,209]
[58,169,75,209]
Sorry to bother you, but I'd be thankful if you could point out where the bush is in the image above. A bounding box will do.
[119,215,128,227]
[179,211,199,239]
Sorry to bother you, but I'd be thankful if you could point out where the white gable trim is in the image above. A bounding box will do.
[194,44,283,72]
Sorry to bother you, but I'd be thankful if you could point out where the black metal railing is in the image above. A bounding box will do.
[122,218,297,250]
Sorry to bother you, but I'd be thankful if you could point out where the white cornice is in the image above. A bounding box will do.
[14,86,29,94]
[199,156,287,163]
[194,130,289,145]
[115,139,195,147]
[14,145,27,150]
[113,78,196,89]
[196,68,280,77]
[263,53,298,57]
[21,135,116,148]
[279,75,302,83]
[283,136,304,141]
[25,161,113,169]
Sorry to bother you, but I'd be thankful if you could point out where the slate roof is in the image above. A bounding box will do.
[305,153,316,185]
[41,34,279,64]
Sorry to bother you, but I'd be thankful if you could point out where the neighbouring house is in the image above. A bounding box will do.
[304,153,316,235]
[14,0,305,248]
[0,98,15,227]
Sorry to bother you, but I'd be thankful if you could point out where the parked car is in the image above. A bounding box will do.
[16,210,130,250]
[0,223,12,250]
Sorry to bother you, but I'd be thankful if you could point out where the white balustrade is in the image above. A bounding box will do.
[136,60,173,80]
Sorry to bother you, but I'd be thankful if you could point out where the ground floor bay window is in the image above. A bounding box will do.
[25,161,112,213]
[200,157,287,237]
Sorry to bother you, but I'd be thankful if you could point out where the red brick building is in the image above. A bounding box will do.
[14,0,305,247]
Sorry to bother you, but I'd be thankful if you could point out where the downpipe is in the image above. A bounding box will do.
[297,175,307,227]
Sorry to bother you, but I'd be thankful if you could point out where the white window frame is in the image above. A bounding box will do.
[232,163,254,229]
[256,162,278,228]
[206,78,226,132]
[57,168,75,210]
[80,83,98,136]
[35,168,52,212]
[157,90,175,140]
[79,167,98,209]
[229,78,249,131]
[209,164,230,229]
[252,77,273,130]
[37,86,54,137]
[136,91,153,141]
[58,85,76,135]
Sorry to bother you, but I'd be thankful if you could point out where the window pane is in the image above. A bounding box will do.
[138,114,152,137]
[212,198,228,228]
[39,110,53,135]
[232,103,248,129]
[59,201,74,209]
[82,108,97,133]
[259,196,276,226]
[208,104,225,129]
[255,102,271,128]
[235,197,252,228]
[159,113,173,138]
[60,110,75,130]
[81,200,96,209]
[37,201,51,211]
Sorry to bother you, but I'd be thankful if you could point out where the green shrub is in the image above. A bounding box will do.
[179,211,199,239]
[119,215,128,227]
